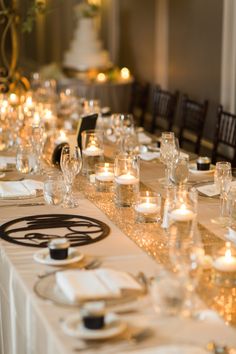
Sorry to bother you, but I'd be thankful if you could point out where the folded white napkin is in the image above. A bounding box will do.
[140,152,160,161]
[138,132,152,144]
[0,156,16,170]
[197,180,236,197]
[0,179,44,198]
[56,268,143,302]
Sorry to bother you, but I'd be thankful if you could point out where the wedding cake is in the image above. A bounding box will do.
[64,15,111,72]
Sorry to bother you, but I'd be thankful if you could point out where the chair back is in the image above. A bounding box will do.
[129,80,150,127]
[212,105,236,165]
[179,95,208,155]
[151,86,179,133]
[77,113,98,150]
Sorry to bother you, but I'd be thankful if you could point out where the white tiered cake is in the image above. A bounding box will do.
[64,17,111,72]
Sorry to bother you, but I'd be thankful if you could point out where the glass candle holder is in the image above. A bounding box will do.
[114,154,139,207]
[82,130,104,177]
[211,242,236,287]
[95,162,114,192]
[134,191,161,223]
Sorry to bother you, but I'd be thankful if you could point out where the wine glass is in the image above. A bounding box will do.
[170,156,189,186]
[212,161,232,226]
[60,145,82,208]
[160,132,179,186]
[30,124,46,174]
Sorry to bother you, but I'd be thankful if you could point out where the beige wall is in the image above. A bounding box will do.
[168,0,223,141]
[118,0,156,82]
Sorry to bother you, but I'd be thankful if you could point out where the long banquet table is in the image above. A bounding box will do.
[1,146,236,354]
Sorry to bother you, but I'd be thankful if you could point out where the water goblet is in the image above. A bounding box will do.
[212,161,232,226]
[170,155,189,186]
[60,145,82,208]
[30,123,46,174]
[160,132,179,186]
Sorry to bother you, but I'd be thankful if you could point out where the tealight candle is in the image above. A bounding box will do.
[96,72,107,83]
[213,242,236,272]
[120,67,130,80]
[135,191,161,223]
[115,173,139,185]
[170,204,195,222]
[83,142,104,156]
[55,130,68,144]
[95,162,114,192]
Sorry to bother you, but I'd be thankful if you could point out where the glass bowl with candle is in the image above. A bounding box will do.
[95,162,114,192]
[168,187,204,316]
[82,130,104,178]
[211,241,236,287]
[134,191,161,223]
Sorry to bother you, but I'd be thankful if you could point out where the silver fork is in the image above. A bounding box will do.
[37,258,101,279]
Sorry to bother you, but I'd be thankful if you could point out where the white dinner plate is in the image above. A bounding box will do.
[131,344,208,354]
[61,312,127,339]
[189,163,215,175]
[33,248,84,266]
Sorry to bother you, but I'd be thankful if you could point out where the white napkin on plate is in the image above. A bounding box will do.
[0,179,44,198]
[197,180,236,197]
[140,152,160,161]
[138,132,152,144]
[56,268,143,302]
[0,156,16,170]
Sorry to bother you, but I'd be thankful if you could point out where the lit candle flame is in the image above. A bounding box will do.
[120,67,130,80]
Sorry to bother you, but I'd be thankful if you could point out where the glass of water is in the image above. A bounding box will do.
[44,173,65,206]
[16,144,36,174]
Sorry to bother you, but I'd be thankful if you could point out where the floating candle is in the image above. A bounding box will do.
[83,144,104,156]
[213,242,236,272]
[115,174,139,185]
[96,171,114,182]
[135,202,159,214]
[56,130,68,144]
[170,204,195,222]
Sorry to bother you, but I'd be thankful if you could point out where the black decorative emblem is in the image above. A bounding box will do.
[0,214,110,248]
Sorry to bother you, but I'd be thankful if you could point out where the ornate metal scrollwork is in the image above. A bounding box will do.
[0,214,110,247]
[0,0,30,92]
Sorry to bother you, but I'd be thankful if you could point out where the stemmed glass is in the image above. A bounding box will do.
[60,145,82,208]
[212,161,232,226]
[160,132,180,186]
[30,124,45,174]
[170,156,189,186]
[168,188,204,317]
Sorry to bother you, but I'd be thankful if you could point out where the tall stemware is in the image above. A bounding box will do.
[60,145,82,208]
[212,161,232,226]
[160,132,179,186]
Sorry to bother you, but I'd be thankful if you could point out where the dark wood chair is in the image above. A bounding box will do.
[151,86,179,134]
[129,80,150,127]
[178,95,208,155]
[212,105,236,166]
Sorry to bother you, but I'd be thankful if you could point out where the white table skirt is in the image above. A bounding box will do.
[0,175,236,353]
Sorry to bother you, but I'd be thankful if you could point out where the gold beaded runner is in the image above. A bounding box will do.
[76,175,236,326]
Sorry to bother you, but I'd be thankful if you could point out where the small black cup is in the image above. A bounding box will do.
[196,157,211,171]
[48,238,70,260]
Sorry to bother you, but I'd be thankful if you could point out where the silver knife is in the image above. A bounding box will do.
[0,202,45,208]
